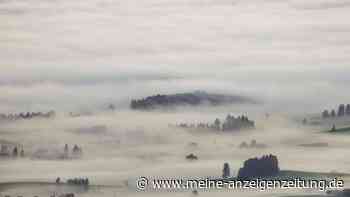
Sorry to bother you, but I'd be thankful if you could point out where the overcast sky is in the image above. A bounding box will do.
[1,0,350,112]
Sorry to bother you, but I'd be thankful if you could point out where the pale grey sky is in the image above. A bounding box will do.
[1,0,350,112]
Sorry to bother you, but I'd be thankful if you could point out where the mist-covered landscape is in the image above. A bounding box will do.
[2,0,350,196]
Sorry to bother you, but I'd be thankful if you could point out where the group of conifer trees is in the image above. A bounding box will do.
[322,104,350,119]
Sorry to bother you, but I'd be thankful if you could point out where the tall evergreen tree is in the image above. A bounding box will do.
[331,109,336,118]
[13,147,18,157]
[302,118,307,125]
[322,110,330,119]
[338,104,345,117]
[222,162,230,178]
[346,104,350,116]
[214,118,221,130]
[331,124,336,132]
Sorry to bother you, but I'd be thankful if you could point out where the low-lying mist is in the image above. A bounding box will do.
[1,106,350,196]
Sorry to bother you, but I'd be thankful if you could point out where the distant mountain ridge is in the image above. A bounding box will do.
[130,91,256,110]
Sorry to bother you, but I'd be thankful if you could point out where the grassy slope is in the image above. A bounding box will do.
[220,170,350,182]
[328,126,350,133]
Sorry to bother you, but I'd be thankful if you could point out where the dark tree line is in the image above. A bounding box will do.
[67,177,89,185]
[131,93,204,110]
[0,144,25,158]
[237,154,279,179]
[63,144,83,159]
[322,104,350,119]
[173,114,255,131]
[0,110,55,121]
[130,91,253,110]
